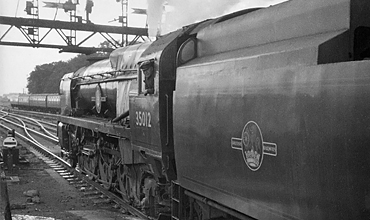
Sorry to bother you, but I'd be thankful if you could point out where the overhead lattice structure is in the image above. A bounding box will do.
[0,0,148,54]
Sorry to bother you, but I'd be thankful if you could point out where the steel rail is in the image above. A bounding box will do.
[6,109,58,121]
[2,114,55,148]
[0,113,149,220]
[0,116,58,143]
[3,111,58,140]
[37,120,57,128]
[0,122,69,167]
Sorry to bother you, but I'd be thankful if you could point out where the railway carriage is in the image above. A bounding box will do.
[9,96,19,108]
[11,93,60,113]
[57,0,370,219]
[46,94,60,113]
[29,94,47,110]
[15,94,30,110]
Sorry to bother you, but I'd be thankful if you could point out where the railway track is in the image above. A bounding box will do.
[0,110,150,220]
[5,108,58,124]
[3,108,58,134]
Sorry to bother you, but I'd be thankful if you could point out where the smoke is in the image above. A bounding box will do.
[146,0,166,37]
[146,0,287,38]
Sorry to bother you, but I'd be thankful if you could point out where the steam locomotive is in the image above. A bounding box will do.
[57,0,370,219]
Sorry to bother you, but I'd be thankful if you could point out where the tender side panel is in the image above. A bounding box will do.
[174,59,370,219]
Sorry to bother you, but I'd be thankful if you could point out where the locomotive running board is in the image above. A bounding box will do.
[58,115,130,138]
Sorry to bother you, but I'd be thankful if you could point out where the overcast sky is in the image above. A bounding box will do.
[0,0,286,96]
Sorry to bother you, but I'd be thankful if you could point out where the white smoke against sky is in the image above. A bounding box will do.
[146,0,287,38]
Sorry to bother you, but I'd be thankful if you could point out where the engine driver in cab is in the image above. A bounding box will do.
[140,61,154,96]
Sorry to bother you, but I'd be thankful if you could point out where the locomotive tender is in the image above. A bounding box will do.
[57,0,370,219]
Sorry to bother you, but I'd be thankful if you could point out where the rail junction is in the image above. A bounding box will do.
[0,109,150,219]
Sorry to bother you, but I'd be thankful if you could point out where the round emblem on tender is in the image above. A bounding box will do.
[241,121,263,171]
[95,85,102,114]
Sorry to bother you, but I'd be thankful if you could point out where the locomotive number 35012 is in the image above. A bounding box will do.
[135,111,152,128]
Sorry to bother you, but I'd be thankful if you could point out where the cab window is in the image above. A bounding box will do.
[139,61,155,96]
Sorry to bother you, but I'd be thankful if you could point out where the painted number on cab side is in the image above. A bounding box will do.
[135,111,152,128]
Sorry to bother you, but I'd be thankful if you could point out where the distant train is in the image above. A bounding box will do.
[10,93,60,113]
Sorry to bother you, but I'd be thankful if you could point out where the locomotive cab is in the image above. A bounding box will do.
[128,25,205,184]
[129,57,165,179]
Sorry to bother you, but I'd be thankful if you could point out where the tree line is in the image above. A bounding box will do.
[26,41,115,94]
[26,54,90,94]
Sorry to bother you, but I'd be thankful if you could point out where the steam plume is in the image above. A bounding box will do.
[146,0,286,38]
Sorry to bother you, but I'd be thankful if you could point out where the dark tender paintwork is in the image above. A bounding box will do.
[174,0,370,219]
[175,60,370,219]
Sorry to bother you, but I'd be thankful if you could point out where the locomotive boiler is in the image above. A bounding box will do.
[57,0,370,219]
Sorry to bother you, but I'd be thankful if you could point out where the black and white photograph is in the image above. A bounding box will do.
[1,0,370,219]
